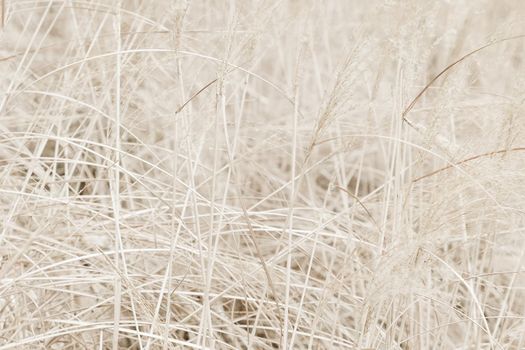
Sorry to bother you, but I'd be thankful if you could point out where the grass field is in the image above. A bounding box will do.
[1,1,525,349]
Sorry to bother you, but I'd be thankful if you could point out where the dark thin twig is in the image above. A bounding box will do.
[402,34,525,123]
[334,185,383,235]
[175,78,218,114]
[413,147,525,183]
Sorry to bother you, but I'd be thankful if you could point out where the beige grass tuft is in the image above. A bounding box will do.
[1,1,525,349]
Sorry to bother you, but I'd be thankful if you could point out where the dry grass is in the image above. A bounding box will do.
[1,0,525,349]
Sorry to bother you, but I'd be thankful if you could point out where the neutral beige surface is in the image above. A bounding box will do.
[0,1,525,349]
